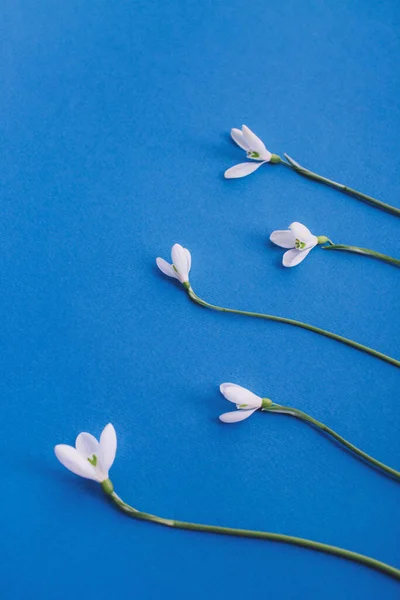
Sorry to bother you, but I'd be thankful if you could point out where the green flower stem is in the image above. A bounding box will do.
[265,405,400,481]
[185,287,400,369]
[321,244,400,268]
[282,154,400,217]
[103,486,400,581]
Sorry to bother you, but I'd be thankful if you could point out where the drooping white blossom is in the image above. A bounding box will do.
[270,222,318,267]
[224,125,276,179]
[156,243,191,284]
[218,383,263,423]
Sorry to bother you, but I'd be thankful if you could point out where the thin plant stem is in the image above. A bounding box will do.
[282,155,400,217]
[103,486,400,581]
[185,287,400,369]
[265,405,400,481]
[321,244,400,267]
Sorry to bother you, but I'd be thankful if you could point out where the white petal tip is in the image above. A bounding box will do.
[224,162,265,179]
[103,423,116,435]
[219,409,258,423]
[219,413,234,423]
[282,247,312,267]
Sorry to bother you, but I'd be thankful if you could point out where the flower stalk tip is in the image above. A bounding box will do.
[101,479,114,495]
[269,154,281,164]
[261,397,273,408]
[317,235,331,245]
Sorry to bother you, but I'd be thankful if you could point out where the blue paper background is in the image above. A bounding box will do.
[1,1,399,598]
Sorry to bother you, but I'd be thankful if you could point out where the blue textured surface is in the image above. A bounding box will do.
[1,1,399,598]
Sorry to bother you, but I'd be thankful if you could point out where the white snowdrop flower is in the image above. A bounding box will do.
[55,423,117,483]
[156,243,191,285]
[270,222,319,267]
[224,125,280,179]
[219,383,271,423]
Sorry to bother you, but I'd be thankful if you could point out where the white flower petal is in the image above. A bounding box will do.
[289,222,316,245]
[231,128,249,151]
[75,432,99,459]
[184,248,191,273]
[283,247,312,267]
[156,257,179,280]
[98,423,117,475]
[270,230,296,249]
[54,444,98,481]
[171,243,187,273]
[219,383,262,409]
[224,162,266,179]
[171,244,190,282]
[241,125,267,154]
[219,409,258,423]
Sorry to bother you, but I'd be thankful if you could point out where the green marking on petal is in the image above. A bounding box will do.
[238,403,249,409]
[247,151,260,159]
[295,239,306,250]
[88,454,97,466]
[172,265,178,273]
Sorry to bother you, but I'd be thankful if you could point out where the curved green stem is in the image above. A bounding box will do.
[321,244,400,267]
[283,154,400,217]
[265,405,400,480]
[186,287,400,369]
[105,486,400,581]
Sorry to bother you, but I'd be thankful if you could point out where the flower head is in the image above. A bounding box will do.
[55,423,117,482]
[270,222,319,267]
[219,383,270,423]
[156,243,191,285]
[224,125,279,179]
